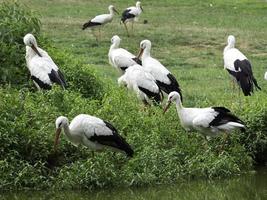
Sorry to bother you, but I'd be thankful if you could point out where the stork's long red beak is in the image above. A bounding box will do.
[54,128,62,151]
[31,45,42,57]
[136,48,144,60]
[163,101,171,114]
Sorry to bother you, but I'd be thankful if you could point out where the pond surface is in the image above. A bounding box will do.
[1,167,267,200]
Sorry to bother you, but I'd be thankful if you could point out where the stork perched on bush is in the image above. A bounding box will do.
[108,35,141,73]
[82,5,119,41]
[118,65,162,105]
[223,35,261,96]
[121,1,143,37]
[163,92,246,140]
[137,40,182,100]
[54,114,134,157]
[23,33,67,90]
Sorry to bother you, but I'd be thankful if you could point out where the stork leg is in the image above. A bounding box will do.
[123,23,130,37]
[98,27,101,41]
[219,133,229,152]
[131,21,134,32]
[92,30,99,42]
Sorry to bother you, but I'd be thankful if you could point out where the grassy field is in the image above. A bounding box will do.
[0,0,267,190]
[18,0,267,103]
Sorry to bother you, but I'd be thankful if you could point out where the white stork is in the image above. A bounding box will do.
[108,35,141,73]
[54,114,134,157]
[121,1,143,37]
[118,64,162,105]
[223,35,261,96]
[23,33,67,90]
[82,5,119,40]
[163,92,246,139]
[137,39,183,100]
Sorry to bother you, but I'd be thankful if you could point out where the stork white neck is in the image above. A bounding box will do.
[142,46,151,60]
[224,35,236,54]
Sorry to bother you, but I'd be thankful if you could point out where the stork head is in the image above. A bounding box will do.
[163,92,182,113]
[137,39,151,59]
[54,116,69,150]
[227,35,235,48]
[136,1,143,11]
[23,33,42,57]
[111,35,121,47]
[109,5,119,14]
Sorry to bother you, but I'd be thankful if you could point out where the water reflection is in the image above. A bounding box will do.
[1,167,267,200]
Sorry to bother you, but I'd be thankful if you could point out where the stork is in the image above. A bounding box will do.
[223,35,261,96]
[137,39,182,100]
[118,64,162,105]
[121,1,143,37]
[108,35,141,73]
[163,92,245,141]
[23,33,67,90]
[54,114,134,157]
[82,5,119,41]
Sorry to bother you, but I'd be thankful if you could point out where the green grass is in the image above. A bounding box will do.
[0,0,267,190]
[17,0,267,91]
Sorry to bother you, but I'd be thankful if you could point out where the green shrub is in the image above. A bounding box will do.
[0,86,255,190]
[0,2,40,85]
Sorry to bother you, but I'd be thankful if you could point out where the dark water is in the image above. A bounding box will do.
[1,167,267,200]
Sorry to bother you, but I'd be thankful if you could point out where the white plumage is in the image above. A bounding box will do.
[121,1,143,36]
[223,35,261,96]
[54,114,133,157]
[23,33,67,90]
[108,35,141,73]
[264,71,267,80]
[82,5,118,40]
[163,92,245,138]
[118,65,162,105]
[137,39,182,99]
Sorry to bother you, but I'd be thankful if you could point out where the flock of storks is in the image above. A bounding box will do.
[22,1,265,157]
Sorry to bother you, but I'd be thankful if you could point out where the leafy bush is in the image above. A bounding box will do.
[0,2,40,85]
[0,86,256,190]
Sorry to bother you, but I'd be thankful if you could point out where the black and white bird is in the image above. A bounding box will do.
[82,5,119,40]
[54,114,134,157]
[118,64,162,105]
[23,33,67,90]
[137,40,182,100]
[108,35,141,73]
[163,92,246,138]
[223,35,261,96]
[121,1,143,36]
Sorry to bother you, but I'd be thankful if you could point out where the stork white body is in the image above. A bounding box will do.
[121,1,143,36]
[23,34,66,90]
[118,65,162,104]
[223,35,261,96]
[137,40,182,99]
[108,35,141,73]
[54,114,133,157]
[164,92,245,137]
[82,5,118,40]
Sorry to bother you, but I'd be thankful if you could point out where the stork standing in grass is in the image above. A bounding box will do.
[82,5,119,41]
[121,1,143,37]
[23,33,67,90]
[223,35,261,96]
[163,92,245,141]
[118,64,162,105]
[108,35,141,73]
[54,114,134,157]
[137,39,182,100]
